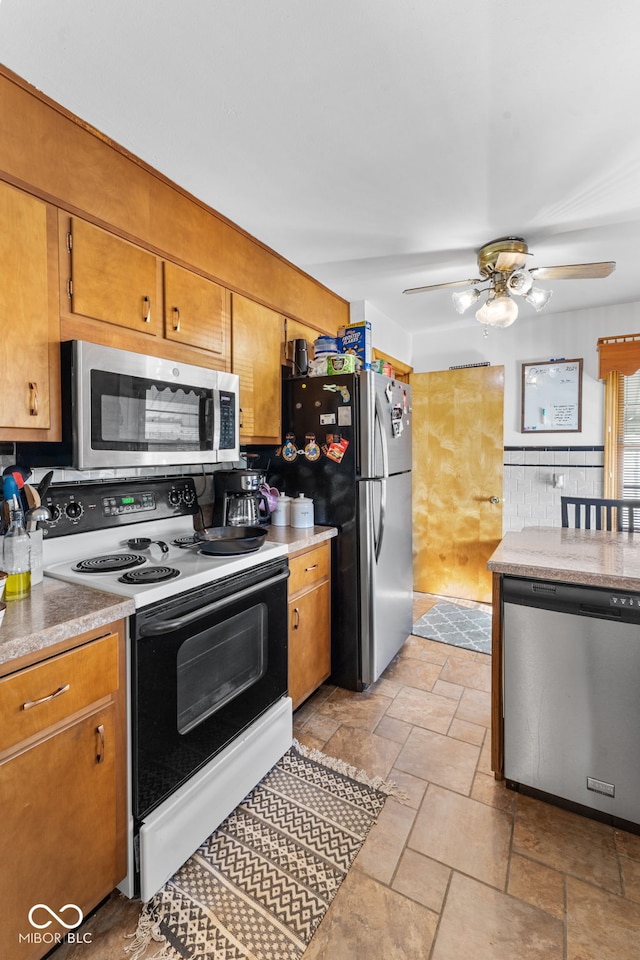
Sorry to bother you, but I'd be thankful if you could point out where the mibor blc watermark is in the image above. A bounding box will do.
[19,903,93,946]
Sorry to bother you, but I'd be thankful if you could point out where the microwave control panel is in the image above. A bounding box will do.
[41,477,199,537]
[218,390,236,449]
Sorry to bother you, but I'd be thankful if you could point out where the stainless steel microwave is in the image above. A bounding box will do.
[64,341,239,469]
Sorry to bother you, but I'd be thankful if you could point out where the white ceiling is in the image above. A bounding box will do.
[1,0,639,336]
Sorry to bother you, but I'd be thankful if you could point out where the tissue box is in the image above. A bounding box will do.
[338,321,372,370]
[327,354,357,375]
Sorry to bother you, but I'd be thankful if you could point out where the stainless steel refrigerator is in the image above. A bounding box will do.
[269,371,413,690]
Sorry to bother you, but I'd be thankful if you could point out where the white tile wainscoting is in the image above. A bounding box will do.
[502,446,604,533]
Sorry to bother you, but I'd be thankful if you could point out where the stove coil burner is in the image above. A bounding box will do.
[73,553,147,573]
[173,535,198,548]
[118,566,181,585]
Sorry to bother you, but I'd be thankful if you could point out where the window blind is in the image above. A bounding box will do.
[618,371,640,499]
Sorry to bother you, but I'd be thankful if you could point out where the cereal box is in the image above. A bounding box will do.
[337,321,372,370]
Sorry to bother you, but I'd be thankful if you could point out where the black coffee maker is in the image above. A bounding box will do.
[212,470,268,526]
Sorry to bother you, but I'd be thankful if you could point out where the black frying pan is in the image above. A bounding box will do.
[193,525,268,555]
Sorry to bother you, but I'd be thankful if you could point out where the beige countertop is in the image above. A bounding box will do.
[266,524,337,552]
[0,579,134,672]
[488,525,640,590]
[0,526,336,673]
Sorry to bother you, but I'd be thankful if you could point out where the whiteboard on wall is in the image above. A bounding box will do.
[521,359,583,433]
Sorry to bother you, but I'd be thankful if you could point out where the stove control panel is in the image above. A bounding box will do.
[42,477,199,538]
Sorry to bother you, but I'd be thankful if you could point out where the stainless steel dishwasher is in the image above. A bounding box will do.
[503,574,640,830]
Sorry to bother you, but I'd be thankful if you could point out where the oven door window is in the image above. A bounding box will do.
[91,369,213,453]
[177,603,267,734]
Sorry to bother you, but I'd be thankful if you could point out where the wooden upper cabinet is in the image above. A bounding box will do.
[232,294,284,444]
[163,261,229,357]
[0,182,54,433]
[67,217,160,335]
[284,317,332,359]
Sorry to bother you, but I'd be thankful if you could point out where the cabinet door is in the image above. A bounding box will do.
[69,217,159,335]
[164,261,229,358]
[0,183,51,430]
[0,705,119,959]
[285,317,331,357]
[288,580,331,709]
[232,294,283,443]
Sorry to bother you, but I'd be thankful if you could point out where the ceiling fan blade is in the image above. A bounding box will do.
[494,251,531,272]
[403,278,482,295]
[529,261,616,281]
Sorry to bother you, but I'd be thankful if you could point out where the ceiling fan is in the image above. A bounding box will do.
[402,237,616,327]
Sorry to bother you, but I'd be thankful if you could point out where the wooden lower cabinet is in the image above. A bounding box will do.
[0,626,126,960]
[288,542,332,709]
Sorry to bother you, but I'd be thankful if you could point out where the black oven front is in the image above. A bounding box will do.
[131,557,289,823]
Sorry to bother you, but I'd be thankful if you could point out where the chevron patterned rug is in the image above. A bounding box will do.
[126,743,392,960]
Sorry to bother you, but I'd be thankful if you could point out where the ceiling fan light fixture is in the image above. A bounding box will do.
[452,287,481,314]
[525,286,553,311]
[475,292,518,327]
[506,269,534,296]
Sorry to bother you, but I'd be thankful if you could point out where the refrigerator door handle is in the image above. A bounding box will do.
[375,476,387,563]
[374,392,390,480]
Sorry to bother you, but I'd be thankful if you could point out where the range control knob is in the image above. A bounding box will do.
[48,504,62,523]
[169,489,181,506]
[65,500,84,521]
[182,487,196,505]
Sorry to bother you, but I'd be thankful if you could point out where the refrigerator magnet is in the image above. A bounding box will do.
[320,413,336,425]
[282,434,299,461]
[338,406,352,426]
[304,434,321,461]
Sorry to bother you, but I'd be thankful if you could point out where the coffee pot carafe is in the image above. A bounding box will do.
[212,469,270,526]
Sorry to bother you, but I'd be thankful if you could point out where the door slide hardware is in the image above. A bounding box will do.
[22,683,70,710]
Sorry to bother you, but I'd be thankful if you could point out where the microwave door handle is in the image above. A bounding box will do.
[138,568,290,636]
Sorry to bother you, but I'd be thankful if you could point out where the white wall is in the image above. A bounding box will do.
[411,300,640,445]
[350,300,412,366]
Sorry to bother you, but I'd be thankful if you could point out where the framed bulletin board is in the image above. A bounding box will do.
[521,358,583,433]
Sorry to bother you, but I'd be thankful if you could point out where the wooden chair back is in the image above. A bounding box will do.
[560,496,640,532]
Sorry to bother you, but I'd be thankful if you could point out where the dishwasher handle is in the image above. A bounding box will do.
[579,603,622,620]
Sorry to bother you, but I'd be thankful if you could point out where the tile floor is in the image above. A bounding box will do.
[51,593,640,959]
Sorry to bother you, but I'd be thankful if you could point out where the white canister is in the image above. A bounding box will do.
[291,493,314,528]
[272,492,292,526]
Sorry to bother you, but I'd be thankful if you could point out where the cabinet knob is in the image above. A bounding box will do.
[142,295,151,323]
[172,306,181,332]
[489,496,501,504]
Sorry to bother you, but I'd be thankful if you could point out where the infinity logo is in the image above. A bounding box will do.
[28,904,84,930]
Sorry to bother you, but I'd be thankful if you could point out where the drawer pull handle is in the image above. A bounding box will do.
[172,306,181,332]
[96,724,105,764]
[29,381,39,417]
[305,563,319,572]
[142,295,151,323]
[22,683,70,710]
[293,607,300,629]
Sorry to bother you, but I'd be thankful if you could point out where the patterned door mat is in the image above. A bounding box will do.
[412,601,492,654]
[126,744,393,960]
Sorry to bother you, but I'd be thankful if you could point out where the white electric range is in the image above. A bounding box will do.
[41,476,292,901]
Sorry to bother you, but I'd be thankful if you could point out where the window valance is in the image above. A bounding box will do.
[598,334,640,378]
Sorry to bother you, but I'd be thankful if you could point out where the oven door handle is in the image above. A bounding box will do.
[138,568,290,635]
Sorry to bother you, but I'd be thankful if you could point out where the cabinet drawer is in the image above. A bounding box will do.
[288,543,331,596]
[0,633,118,752]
